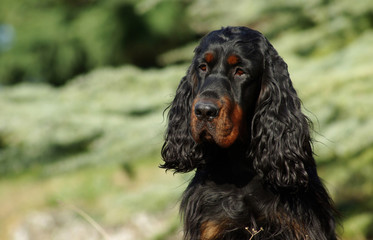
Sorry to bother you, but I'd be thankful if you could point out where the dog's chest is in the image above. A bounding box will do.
[181,176,267,239]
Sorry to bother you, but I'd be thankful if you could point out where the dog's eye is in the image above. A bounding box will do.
[199,64,207,72]
[235,68,245,76]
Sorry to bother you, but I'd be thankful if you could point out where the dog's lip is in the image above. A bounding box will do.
[199,130,214,142]
[196,123,231,144]
[194,123,214,141]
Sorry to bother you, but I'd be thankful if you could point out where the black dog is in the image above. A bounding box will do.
[161,26,338,240]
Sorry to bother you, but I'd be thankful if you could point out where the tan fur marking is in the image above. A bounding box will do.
[190,98,201,143]
[200,221,224,240]
[227,54,239,65]
[274,211,309,240]
[215,96,243,148]
[205,52,214,63]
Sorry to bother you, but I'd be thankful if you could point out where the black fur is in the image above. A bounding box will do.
[161,26,338,240]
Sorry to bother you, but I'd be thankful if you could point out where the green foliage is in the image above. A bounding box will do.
[0,65,185,176]
[0,0,193,85]
[2,0,373,85]
[161,0,373,64]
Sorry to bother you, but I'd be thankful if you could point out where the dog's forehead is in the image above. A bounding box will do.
[196,41,256,62]
[195,29,263,57]
[203,27,261,45]
[200,45,240,63]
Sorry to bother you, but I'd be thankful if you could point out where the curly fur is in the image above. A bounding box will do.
[161,26,338,240]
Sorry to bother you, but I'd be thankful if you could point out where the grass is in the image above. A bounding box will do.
[0,157,188,239]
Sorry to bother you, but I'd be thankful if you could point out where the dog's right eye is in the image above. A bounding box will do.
[234,68,245,77]
[199,64,207,72]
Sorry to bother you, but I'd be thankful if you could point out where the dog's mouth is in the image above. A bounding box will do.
[190,97,243,148]
[198,130,214,142]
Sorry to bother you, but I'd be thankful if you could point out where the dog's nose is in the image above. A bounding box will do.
[194,102,219,121]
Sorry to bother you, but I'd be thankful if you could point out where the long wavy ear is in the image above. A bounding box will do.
[160,66,204,172]
[250,39,315,191]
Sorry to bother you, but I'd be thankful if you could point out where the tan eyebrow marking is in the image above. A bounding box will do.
[227,54,239,65]
[204,52,214,63]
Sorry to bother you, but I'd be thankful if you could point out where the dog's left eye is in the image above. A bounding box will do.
[199,64,207,72]
[234,68,245,76]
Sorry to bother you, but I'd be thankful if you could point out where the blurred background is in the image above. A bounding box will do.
[0,0,372,239]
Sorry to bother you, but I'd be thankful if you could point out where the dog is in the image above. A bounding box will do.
[161,26,338,240]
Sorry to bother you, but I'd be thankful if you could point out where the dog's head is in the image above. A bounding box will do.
[161,27,314,191]
[190,27,264,148]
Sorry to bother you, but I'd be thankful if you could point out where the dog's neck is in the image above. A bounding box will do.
[197,141,255,187]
